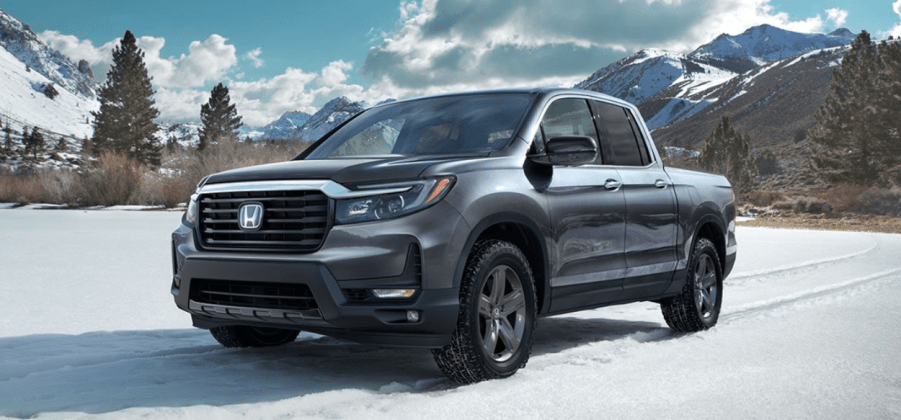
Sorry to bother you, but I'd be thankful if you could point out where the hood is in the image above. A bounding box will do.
[204,154,487,186]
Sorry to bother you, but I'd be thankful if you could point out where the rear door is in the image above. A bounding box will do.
[590,100,678,300]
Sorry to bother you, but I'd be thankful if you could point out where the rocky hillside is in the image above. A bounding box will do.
[649,46,845,149]
[257,111,312,139]
[576,25,855,131]
[0,8,97,99]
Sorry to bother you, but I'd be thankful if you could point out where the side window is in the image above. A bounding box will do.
[625,110,652,164]
[590,101,644,166]
[539,98,600,162]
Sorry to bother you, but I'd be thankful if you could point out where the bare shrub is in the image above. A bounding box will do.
[163,138,308,190]
[772,195,833,214]
[745,191,785,207]
[857,188,901,217]
[817,183,868,213]
[78,151,144,206]
[37,168,80,206]
[132,172,194,208]
[2,140,309,207]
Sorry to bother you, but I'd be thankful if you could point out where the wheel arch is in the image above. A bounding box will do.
[454,212,550,314]
[692,215,727,273]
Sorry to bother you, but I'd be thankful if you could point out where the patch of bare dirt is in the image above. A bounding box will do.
[737,214,901,234]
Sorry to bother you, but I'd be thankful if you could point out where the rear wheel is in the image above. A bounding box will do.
[661,237,723,332]
[209,325,299,348]
[432,240,537,384]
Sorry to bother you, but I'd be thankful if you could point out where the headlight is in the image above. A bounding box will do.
[336,176,455,224]
[184,193,199,225]
[185,176,210,226]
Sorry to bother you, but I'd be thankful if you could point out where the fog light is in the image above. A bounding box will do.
[371,289,416,299]
[173,276,181,288]
[406,310,420,322]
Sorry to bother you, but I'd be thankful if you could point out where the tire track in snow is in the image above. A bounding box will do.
[727,236,879,284]
[722,266,901,324]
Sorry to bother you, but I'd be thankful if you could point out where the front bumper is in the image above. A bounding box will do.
[171,200,468,348]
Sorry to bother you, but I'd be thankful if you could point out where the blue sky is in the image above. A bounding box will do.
[1,0,900,126]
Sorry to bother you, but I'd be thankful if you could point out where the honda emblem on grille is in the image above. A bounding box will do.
[238,202,264,231]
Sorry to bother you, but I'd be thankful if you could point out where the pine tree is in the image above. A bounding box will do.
[198,82,243,151]
[22,126,32,160]
[54,136,67,152]
[1,118,11,155]
[166,134,178,153]
[81,137,92,156]
[809,31,901,186]
[698,116,756,197]
[28,127,45,160]
[91,30,161,166]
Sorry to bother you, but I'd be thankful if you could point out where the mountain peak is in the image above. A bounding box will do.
[0,7,97,98]
[828,28,854,38]
[689,24,856,69]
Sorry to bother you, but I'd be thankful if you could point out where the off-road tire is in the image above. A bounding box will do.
[209,325,300,348]
[432,240,537,384]
[661,237,723,332]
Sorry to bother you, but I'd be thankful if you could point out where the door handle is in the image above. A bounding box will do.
[605,179,622,190]
[655,179,669,189]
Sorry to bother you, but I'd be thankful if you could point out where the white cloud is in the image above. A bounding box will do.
[35,30,375,126]
[890,0,901,38]
[318,60,354,87]
[38,30,118,79]
[825,8,849,28]
[245,48,264,68]
[38,31,238,89]
[154,88,208,123]
[167,35,237,88]
[357,0,858,99]
[39,0,871,127]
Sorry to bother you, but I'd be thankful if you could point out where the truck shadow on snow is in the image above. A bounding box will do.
[0,317,671,417]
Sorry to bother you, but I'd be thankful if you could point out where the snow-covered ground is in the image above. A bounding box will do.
[1,210,900,419]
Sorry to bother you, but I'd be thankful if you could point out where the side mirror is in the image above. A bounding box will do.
[532,135,598,166]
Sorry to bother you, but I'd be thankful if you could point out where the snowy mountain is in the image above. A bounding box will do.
[0,8,97,99]
[156,122,201,149]
[647,46,845,147]
[0,7,99,154]
[576,49,736,108]
[258,110,312,139]
[689,25,855,72]
[282,96,368,142]
[576,25,856,131]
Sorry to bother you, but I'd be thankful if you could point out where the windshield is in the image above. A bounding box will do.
[303,93,534,159]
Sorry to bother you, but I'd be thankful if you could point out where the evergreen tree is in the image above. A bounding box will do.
[81,137,92,156]
[22,126,31,160]
[91,30,161,166]
[23,127,45,160]
[54,136,68,152]
[29,127,45,160]
[698,116,756,197]
[198,82,243,151]
[2,118,11,155]
[809,32,901,186]
[166,134,178,153]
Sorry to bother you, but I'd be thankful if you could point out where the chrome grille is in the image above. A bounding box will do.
[197,190,330,251]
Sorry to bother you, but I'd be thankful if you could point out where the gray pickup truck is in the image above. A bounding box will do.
[171,88,736,384]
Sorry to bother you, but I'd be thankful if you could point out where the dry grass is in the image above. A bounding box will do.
[1,139,309,207]
[77,151,144,206]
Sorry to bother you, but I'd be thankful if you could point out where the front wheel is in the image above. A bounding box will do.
[209,325,299,348]
[661,237,723,332]
[432,240,537,384]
